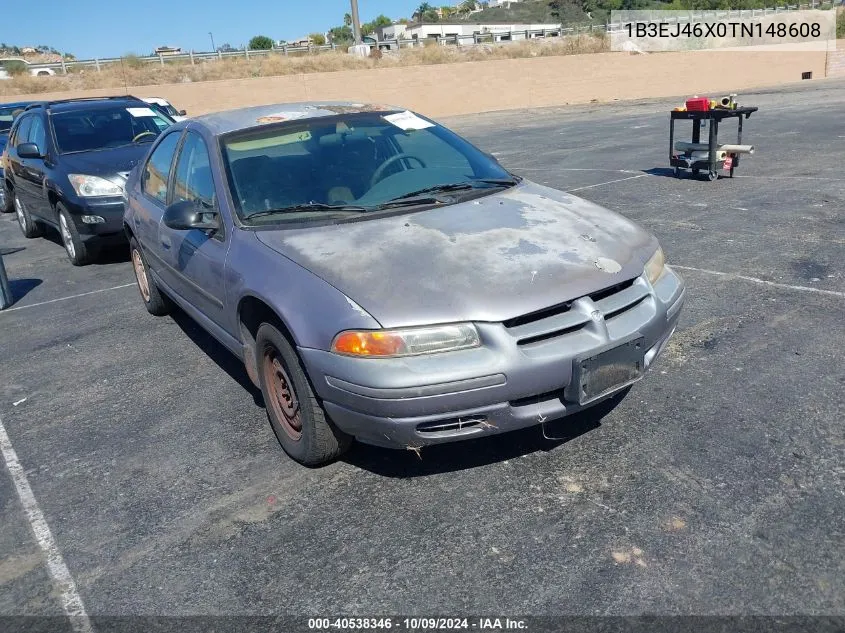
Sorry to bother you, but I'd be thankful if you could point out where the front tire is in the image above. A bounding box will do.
[57,204,93,265]
[256,323,351,466]
[130,237,171,316]
[15,194,43,238]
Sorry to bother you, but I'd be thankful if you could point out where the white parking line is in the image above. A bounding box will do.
[673,265,845,299]
[1,283,135,314]
[0,413,93,633]
[568,174,650,192]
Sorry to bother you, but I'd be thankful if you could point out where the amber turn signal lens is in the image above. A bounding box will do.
[332,331,405,357]
[331,324,481,358]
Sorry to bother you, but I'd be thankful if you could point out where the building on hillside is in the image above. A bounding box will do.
[376,22,561,46]
[487,0,526,7]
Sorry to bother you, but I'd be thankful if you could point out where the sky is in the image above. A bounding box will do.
[1,0,423,60]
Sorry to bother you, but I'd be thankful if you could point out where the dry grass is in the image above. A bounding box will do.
[0,35,609,97]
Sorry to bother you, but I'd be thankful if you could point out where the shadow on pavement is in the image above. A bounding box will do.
[7,278,42,305]
[169,306,264,407]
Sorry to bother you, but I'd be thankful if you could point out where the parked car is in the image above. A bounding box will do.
[142,97,187,121]
[124,102,685,466]
[0,101,40,212]
[0,57,56,79]
[4,96,174,264]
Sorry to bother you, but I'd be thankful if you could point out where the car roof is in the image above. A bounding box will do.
[0,101,40,110]
[28,96,153,114]
[192,101,404,135]
[142,97,170,105]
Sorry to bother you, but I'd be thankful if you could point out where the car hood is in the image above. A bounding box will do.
[60,144,152,180]
[255,181,659,328]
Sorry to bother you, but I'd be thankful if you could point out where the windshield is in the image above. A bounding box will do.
[221,111,514,224]
[51,105,173,154]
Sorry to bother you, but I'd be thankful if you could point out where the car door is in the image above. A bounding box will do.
[21,113,50,219]
[8,114,37,209]
[130,129,182,268]
[157,130,230,327]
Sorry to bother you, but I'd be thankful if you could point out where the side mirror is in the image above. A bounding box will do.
[17,143,42,159]
[163,199,219,231]
[178,109,187,116]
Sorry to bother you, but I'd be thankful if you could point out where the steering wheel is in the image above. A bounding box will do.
[370,154,427,187]
[132,131,157,143]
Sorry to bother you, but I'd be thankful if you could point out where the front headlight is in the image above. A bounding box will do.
[68,174,124,197]
[644,247,666,285]
[331,323,481,358]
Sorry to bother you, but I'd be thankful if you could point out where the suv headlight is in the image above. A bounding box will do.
[331,323,481,357]
[645,246,666,284]
[68,174,124,197]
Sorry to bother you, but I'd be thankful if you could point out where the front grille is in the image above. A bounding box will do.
[505,275,648,347]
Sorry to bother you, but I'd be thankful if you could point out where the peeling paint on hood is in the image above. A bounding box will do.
[256,180,659,328]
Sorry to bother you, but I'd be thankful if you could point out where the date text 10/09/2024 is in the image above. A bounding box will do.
[308,618,528,631]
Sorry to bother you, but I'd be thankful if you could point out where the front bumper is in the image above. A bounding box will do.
[301,266,686,448]
[66,196,128,243]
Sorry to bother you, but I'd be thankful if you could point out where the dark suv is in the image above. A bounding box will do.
[0,101,40,213]
[3,96,174,265]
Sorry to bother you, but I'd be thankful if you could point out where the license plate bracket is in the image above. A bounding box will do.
[573,337,645,405]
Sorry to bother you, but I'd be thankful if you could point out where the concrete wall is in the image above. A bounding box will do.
[826,48,845,77]
[5,49,827,119]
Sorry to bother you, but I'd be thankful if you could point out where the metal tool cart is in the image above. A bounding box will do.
[669,106,758,181]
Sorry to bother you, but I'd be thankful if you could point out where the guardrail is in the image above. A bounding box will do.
[26,0,836,74]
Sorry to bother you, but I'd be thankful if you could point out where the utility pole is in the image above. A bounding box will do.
[209,32,216,52]
[350,0,362,44]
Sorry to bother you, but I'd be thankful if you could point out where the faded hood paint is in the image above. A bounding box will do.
[256,181,659,328]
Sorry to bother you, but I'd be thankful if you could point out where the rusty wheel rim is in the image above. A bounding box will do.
[132,249,151,302]
[263,350,302,441]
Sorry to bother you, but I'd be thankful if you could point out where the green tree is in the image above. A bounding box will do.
[328,25,353,44]
[415,2,436,22]
[310,33,327,46]
[248,35,274,50]
[344,12,352,26]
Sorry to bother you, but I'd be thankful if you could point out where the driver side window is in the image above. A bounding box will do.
[141,131,181,204]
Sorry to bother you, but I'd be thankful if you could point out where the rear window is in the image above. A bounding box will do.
[51,105,172,154]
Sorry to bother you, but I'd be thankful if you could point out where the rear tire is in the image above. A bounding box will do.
[14,193,43,238]
[57,204,93,265]
[2,183,13,213]
[130,237,171,316]
[256,322,351,466]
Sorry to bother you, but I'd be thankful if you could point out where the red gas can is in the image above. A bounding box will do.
[685,97,710,111]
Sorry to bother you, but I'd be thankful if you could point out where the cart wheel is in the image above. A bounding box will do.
[708,171,719,182]
[673,167,680,178]
[730,167,735,178]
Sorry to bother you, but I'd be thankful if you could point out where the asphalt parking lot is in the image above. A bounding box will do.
[0,79,843,628]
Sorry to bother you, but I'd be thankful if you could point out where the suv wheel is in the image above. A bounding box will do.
[256,322,351,466]
[15,194,43,238]
[57,204,92,266]
[130,237,171,316]
[2,183,13,213]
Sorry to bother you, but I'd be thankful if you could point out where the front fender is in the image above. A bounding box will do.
[226,231,382,350]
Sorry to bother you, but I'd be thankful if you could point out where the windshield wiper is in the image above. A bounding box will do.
[387,178,519,202]
[243,203,368,220]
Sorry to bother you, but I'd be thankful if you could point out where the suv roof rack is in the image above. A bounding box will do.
[24,95,142,110]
